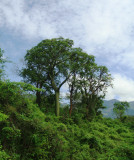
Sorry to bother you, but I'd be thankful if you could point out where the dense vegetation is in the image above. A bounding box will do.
[0,38,134,160]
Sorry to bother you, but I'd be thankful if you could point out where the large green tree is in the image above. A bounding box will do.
[21,37,74,116]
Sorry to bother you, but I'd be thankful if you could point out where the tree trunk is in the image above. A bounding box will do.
[36,83,40,107]
[69,72,76,117]
[69,84,74,117]
[36,91,41,107]
[86,105,89,119]
[36,83,43,107]
[69,94,73,116]
[88,96,96,120]
[55,90,60,116]
[89,101,96,120]
[90,105,96,119]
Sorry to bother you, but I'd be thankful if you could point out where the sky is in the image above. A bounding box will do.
[1,0,134,101]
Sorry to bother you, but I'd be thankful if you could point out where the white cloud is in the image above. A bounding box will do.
[118,51,134,69]
[106,74,134,101]
[1,0,134,46]
[0,0,57,39]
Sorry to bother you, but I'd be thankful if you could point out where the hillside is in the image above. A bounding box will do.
[0,81,134,159]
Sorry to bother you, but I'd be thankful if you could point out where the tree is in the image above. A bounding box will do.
[66,48,112,119]
[76,65,112,119]
[21,37,74,116]
[67,49,95,116]
[113,101,130,120]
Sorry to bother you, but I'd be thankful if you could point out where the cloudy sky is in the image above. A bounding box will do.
[1,0,134,101]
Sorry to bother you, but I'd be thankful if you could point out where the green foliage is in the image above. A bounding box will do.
[113,101,130,120]
[0,112,8,122]
[0,80,22,107]
[12,82,45,92]
[0,145,10,160]
[0,95,133,159]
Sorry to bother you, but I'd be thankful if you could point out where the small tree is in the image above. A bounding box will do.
[113,101,130,120]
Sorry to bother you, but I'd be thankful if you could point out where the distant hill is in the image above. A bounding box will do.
[128,101,134,115]
[102,99,134,118]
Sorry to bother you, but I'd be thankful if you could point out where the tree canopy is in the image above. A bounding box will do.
[21,37,112,118]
